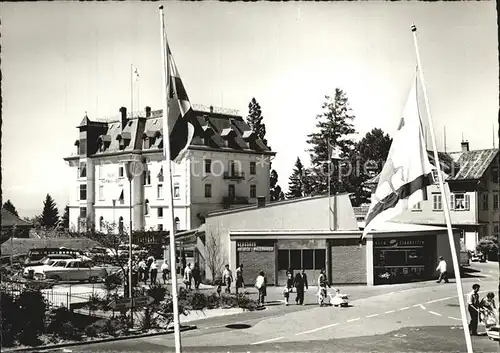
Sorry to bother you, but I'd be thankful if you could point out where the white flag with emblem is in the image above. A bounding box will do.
[360,75,434,242]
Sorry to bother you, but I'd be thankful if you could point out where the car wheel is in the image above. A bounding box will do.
[89,276,98,283]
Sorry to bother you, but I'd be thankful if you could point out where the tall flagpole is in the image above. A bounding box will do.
[328,139,332,230]
[159,5,182,353]
[411,24,473,353]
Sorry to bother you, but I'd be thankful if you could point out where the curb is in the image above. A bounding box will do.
[2,325,197,353]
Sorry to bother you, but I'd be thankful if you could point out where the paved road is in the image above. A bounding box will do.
[46,262,499,352]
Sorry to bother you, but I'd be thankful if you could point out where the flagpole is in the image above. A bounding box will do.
[328,139,332,230]
[159,5,182,353]
[411,24,473,353]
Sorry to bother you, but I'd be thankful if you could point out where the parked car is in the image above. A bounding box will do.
[31,259,108,283]
[24,248,81,266]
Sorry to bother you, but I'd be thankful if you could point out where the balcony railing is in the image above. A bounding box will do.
[222,196,249,205]
[223,171,245,180]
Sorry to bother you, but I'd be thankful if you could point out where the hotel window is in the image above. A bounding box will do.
[157,184,164,199]
[412,202,421,211]
[98,165,102,179]
[250,185,257,199]
[494,193,499,211]
[157,207,163,218]
[144,170,151,186]
[174,217,180,232]
[79,139,87,155]
[76,186,80,201]
[431,169,438,184]
[432,194,442,211]
[99,216,104,231]
[205,159,212,174]
[79,207,87,219]
[482,193,489,211]
[450,193,469,211]
[79,184,87,201]
[493,223,500,237]
[118,217,124,235]
[119,166,124,178]
[492,166,499,183]
[174,184,180,199]
[158,224,163,231]
[205,184,212,198]
[250,161,256,175]
[158,167,164,183]
[79,162,87,178]
[99,185,104,201]
[144,200,150,215]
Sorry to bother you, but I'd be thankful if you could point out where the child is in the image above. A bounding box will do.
[283,272,294,306]
[317,268,330,306]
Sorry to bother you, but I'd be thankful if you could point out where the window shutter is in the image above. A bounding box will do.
[465,195,470,210]
[450,194,455,210]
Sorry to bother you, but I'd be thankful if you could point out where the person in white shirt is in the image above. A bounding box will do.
[183,263,192,290]
[436,256,449,283]
[138,259,146,282]
[161,260,170,284]
[149,260,158,285]
[467,284,481,335]
[222,264,233,294]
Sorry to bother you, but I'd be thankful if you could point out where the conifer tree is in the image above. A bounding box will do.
[61,205,70,229]
[40,194,59,228]
[246,97,268,146]
[286,157,306,199]
[2,200,19,217]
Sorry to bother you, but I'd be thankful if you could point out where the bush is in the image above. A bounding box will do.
[84,319,111,338]
[146,284,167,304]
[46,306,71,334]
[16,290,46,346]
[104,273,123,292]
[58,322,83,341]
[1,292,20,347]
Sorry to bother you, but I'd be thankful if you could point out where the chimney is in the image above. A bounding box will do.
[257,196,266,208]
[119,107,128,130]
[209,105,214,113]
[145,106,151,118]
[461,141,469,152]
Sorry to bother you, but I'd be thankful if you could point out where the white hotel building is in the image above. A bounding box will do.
[63,105,275,234]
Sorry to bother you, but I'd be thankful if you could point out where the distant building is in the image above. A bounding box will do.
[63,105,275,234]
[1,208,33,242]
[363,142,499,252]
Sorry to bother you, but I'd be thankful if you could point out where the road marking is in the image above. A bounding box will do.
[478,278,484,282]
[295,323,339,336]
[428,311,442,317]
[347,318,360,322]
[426,297,452,304]
[366,314,379,318]
[398,306,410,311]
[448,316,462,321]
[413,304,421,307]
[384,310,396,314]
[419,304,426,310]
[251,336,284,345]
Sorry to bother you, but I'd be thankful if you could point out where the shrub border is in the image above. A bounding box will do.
[2,325,197,353]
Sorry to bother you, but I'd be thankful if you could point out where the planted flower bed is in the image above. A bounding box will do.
[1,285,260,350]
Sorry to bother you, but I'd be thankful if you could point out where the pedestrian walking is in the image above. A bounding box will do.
[235,264,245,294]
[150,260,158,285]
[293,269,308,305]
[435,256,449,283]
[283,272,294,306]
[161,260,170,284]
[317,268,330,306]
[467,284,481,335]
[222,264,233,294]
[192,262,201,289]
[138,258,146,282]
[255,271,267,306]
[183,263,193,290]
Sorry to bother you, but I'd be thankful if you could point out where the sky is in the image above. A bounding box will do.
[1,1,498,218]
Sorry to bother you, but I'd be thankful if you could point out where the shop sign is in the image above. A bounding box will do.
[237,241,274,252]
[374,238,424,247]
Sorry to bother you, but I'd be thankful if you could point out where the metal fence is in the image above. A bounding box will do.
[1,280,99,310]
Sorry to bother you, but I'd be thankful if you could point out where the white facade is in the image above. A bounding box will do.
[68,150,271,233]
